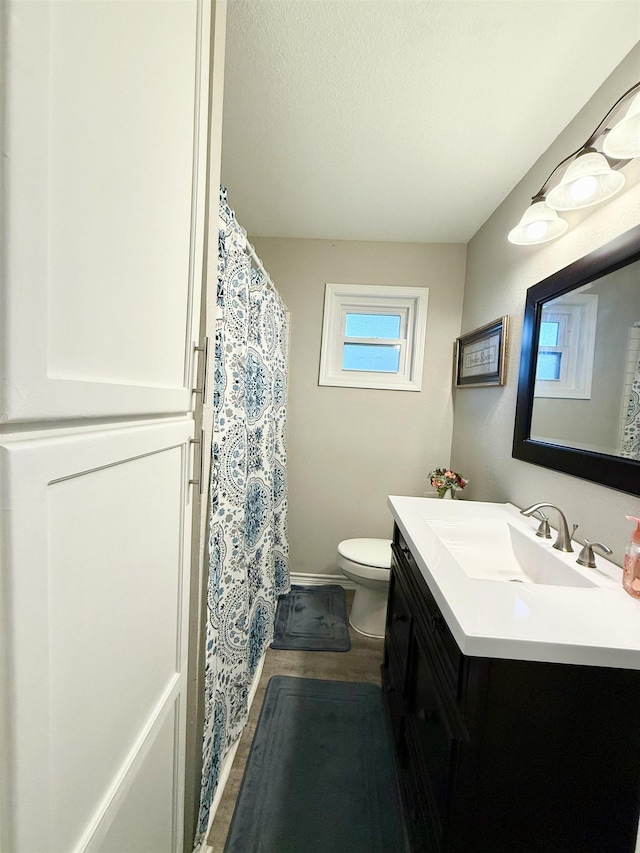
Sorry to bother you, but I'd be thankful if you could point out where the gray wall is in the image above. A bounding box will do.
[251,237,466,577]
[451,44,640,567]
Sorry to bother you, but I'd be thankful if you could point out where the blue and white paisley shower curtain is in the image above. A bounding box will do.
[622,350,640,460]
[195,188,289,844]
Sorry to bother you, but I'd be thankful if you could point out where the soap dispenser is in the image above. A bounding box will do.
[623,516,640,599]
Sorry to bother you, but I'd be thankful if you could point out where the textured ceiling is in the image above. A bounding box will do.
[221,0,640,243]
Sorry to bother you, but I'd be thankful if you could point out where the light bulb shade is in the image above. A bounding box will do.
[508,201,568,245]
[603,92,640,159]
[546,151,625,211]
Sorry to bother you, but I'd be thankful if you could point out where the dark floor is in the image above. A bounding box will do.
[205,591,385,852]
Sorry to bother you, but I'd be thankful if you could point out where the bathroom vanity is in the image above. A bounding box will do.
[383,496,640,853]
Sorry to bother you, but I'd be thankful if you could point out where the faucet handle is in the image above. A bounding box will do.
[531,510,552,539]
[576,540,613,568]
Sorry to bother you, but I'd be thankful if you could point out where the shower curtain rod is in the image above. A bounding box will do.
[242,234,287,310]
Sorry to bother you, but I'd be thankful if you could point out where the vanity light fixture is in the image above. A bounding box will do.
[508,200,568,245]
[545,150,625,211]
[603,91,640,159]
[509,81,640,246]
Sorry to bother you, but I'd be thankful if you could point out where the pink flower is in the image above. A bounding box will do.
[427,466,469,493]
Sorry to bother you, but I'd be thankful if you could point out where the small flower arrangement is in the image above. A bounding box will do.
[428,467,469,499]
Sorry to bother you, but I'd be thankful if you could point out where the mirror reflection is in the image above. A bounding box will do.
[530,261,639,460]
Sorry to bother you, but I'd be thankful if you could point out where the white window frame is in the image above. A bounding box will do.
[319,283,429,391]
[534,293,598,399]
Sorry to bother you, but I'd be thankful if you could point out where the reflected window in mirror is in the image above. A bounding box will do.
[534,293,598,402]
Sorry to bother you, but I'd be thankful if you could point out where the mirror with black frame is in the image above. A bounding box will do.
[513,223,640,497]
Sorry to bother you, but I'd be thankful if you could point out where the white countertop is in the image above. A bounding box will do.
[388,496,640,670]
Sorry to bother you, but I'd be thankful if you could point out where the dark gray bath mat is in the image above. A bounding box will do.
[224,676,407,853]
[271,584,351,651]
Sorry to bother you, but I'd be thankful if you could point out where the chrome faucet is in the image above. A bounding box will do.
[520,503,578,553]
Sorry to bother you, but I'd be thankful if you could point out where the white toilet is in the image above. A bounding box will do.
[337,538,392,639]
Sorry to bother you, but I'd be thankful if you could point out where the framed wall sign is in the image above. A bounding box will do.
[455,316,508,387]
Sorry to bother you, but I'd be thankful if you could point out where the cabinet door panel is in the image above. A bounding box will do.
[381,662,405,755]
[409,632,464,841]
[1,0,210,422]
[97,703,180,853]
[0,419,194,852]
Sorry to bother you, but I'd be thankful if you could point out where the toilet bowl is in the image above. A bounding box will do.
[337,538,392,639]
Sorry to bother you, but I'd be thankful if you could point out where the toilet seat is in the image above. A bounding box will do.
[337,538,391,569]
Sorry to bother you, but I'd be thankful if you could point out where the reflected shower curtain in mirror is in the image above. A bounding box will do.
[195,188,289,845]
[622,346,640,460]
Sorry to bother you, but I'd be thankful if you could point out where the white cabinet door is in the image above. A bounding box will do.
[0,0,211,422]
[0,1,215,850]
[0,418,195,852]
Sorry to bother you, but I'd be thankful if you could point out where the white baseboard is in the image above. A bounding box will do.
[195,652,266,852]
[290,571,356,590]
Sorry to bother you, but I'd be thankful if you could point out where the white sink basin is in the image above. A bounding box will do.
[388,496,638,670]
[427,518,596,588]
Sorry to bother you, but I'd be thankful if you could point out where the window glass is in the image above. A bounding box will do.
[345,313,401,339]
[342,343,400,373]
[539,321,560,347]
[536,351,562,381]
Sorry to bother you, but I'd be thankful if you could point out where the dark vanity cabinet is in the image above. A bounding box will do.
[382,523,640,853]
